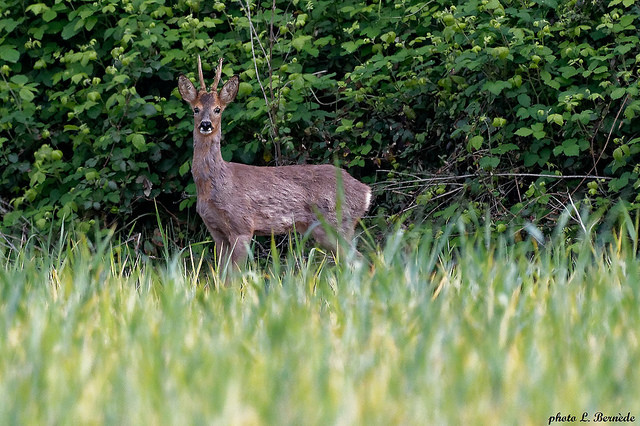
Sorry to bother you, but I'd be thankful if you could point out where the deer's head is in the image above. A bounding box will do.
[178,56,239,137]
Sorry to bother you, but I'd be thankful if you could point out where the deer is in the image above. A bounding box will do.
[177,56,372,271]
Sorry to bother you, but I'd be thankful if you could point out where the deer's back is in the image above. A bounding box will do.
[197,162,370,236]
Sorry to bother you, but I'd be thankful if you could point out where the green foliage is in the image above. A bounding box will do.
[416,0,640,221]
[1,218,640,423]
[1,0,640,237]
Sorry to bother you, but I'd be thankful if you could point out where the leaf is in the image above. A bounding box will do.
[0,18,19,33]
[313,35,335,48]
[517,94,531,108]
[515,128,533,137]
[618,15,634,27]
[533,130,546,140]
[492,117,507,128]
[561,139,580,156]
[336,119,354,133]
[179,199,194,210]
[613,146,625,162]
[25,3,48,15]
[130,134,147,152]
[547,114,564,126]
[483,80,510,95]
[530,123,546,139]
[469,135,483,150]
[558,66,579,79]
[85,17,98,31]
[179,160,190,176]
[615,43,633,55]
[341,40,363,54]
[489,47,510,60]
[479,156,500,170]
[571,110,593,124]
[291,75,305,90]
[19,88,35,102]
[10,75,29,85]
[30,171,46,186]
[491,143,519,155]
[516,107,530,119]
[238,82,253,97]
[593,65,608,74]
[142,103,157,116]
[540,70,560,90]
[43,8,57,22]
[609,173,630,191]
[292,35,312,52]
[348,157,365,167]
[531,123,544,132]
[0,45,20,62]
[611,87,626,100]
[380,31,396,44]
[62,20,81,40]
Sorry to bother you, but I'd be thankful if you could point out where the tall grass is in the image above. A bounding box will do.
[1,215,639,425]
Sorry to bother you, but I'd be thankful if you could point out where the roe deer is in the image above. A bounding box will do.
[178,56,371,269]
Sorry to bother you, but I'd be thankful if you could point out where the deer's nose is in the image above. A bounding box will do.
[199,120,213,134]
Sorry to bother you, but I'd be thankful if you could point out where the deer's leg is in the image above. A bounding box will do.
[310,225,339,256]
[205,228,235,276]
[210,236,238,286]
[229,234,252,269]
[214,238,232,270]
[313,220,362,259]
[340,221,356,242]
[342,221,365,260]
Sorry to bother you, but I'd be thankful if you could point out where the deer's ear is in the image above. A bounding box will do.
[178,75,198,103]
[219,76,239,106]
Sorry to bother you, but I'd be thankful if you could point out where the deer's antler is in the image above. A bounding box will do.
[211,58,223,93]
[197,55,206,92]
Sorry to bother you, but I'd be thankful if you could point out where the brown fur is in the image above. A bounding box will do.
[178,59,371,268]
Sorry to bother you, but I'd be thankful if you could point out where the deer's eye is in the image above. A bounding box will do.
[214,107,221,114]
[193,107,200,114]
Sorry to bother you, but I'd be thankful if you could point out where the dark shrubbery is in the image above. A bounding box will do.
[1,0,639,242]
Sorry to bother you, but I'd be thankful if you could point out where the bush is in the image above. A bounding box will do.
[1,0,639,241]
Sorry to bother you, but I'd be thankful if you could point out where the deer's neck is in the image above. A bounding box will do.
[192,131,228,194]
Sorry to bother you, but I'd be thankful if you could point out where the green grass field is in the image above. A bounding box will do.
[1,216,639,425]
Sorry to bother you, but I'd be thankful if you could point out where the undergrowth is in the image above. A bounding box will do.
[0,211,639,424]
